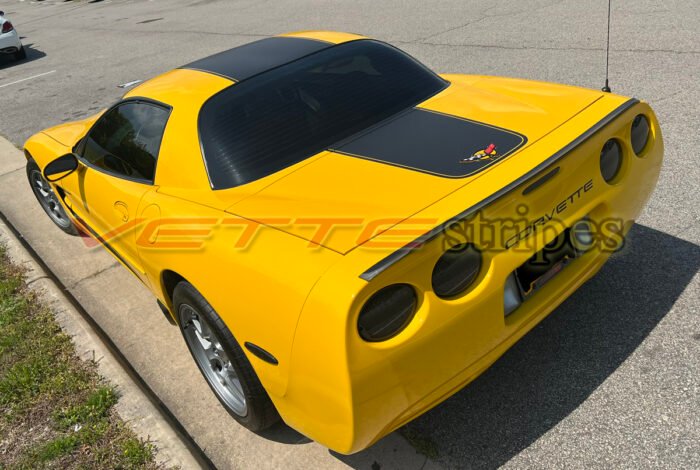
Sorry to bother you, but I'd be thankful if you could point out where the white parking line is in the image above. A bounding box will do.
[0,70,56,89]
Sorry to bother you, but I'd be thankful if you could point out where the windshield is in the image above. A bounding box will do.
[198,39,448,189]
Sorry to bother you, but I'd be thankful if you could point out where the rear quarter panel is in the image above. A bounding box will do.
[134,189,342,398]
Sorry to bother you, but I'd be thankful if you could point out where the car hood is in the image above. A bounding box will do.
[225,75,603,254]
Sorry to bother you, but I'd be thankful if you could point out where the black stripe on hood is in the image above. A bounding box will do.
[332,108,526,178]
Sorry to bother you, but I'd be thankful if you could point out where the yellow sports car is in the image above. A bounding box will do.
[24,31,663,453]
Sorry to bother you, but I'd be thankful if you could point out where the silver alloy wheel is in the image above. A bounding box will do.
[180,304,248,416]
[29,169,71,228]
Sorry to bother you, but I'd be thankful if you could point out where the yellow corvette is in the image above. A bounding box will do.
[24,31,662,453]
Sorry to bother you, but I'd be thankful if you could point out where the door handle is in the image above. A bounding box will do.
[114,201,129,222]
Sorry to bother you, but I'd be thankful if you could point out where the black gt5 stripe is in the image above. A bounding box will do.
[359,98,639,281]
[180,36,332,82]
[333,108,526,178]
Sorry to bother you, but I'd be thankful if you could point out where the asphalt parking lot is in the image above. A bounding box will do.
[0,0,698,468]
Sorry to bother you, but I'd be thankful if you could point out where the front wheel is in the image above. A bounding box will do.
[26,159,79,235]
[173,281,280,431]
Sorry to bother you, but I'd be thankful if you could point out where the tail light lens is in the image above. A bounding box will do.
[631,114,650,156]
[1,21,13,34]
[432,244,482,298]
[599,139,622,183]
[358,284,417,342]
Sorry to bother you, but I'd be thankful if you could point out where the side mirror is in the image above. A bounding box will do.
[0,11,5,17]
[43,154,79,182]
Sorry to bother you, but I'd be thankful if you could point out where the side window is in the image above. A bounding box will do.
[81,101,170,182]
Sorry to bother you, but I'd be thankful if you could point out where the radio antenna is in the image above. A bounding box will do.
[602,0,612,92]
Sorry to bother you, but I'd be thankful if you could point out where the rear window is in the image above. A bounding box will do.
[199,40,447,189]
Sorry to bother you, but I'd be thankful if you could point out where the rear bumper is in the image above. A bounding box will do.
[0,30,21,53]
[278,98,663,454]
[372,238,615,440]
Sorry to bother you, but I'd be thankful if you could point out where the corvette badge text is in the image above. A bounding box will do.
[505,179,593,248]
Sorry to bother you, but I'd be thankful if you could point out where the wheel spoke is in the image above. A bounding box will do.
[204,343,219,362]
[220,363,244,399]
[33,177,49,197]
[212,341,226,359]
[195,329,211,349]
[225,364,242,389]
[198,317,213,340]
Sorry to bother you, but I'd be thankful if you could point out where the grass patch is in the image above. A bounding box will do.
[0,244,165,469]
[53,387,118,429]
[36,435,80,461]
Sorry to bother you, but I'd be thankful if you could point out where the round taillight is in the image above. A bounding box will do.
[600,139,622,183]
[631,114,650,156]
[358,284,417,342]
[432,244,482,298]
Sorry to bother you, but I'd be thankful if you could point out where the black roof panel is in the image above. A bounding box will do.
[180,36,332,82]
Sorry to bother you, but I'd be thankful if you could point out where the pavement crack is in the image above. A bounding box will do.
[45,24,270,39]
[26,275,50,286]
[652,89,686,105]
[417,0,565,42]
[0,167,25,178]
[68,261,120,289]
[419,456,429,470]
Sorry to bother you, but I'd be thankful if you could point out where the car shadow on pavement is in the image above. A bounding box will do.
[0,42,45,69]
[333,223,700,469]
[258,422,312,445]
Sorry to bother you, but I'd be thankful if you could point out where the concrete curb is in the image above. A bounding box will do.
[0,217,205,470]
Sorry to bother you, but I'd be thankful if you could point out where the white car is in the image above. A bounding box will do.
[0,11,25,61]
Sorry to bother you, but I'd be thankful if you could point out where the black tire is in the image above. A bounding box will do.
[26,159,79,236]
[14,46,26,61]
[173,281,280,431]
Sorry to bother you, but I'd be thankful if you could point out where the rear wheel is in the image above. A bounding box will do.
[14,46,26,61]
[173,281,280,431]
[26,159,79,235]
